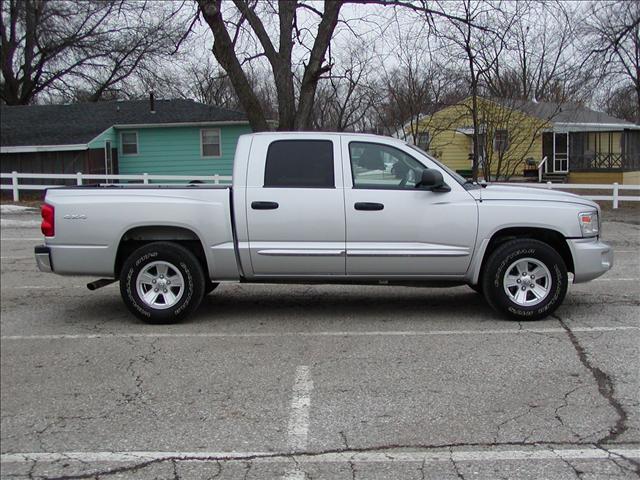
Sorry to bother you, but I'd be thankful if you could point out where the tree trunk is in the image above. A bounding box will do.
[198,0,271,131]
[294,1,342,130]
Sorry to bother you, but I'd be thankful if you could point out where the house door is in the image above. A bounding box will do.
[553,132,569,172]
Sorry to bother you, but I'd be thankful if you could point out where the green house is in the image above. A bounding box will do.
[0,98,252,179]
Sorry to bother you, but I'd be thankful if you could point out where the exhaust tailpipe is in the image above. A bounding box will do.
[87,279,117,291]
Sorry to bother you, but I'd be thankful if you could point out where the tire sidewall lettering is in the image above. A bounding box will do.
[484,239,568,321]
[120,245,204,323]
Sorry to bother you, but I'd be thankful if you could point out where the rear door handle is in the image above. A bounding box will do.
[354,202,384,211]
[251,201,279,210]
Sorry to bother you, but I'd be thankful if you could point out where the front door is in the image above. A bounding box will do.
[342,139,478,277]
[245,136,346,276]
[553,132,569,172]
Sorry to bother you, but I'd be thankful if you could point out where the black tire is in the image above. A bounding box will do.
[481,239,568,321]
[204,282,219,295]
[119,242,205,324]
[468,283,483,295]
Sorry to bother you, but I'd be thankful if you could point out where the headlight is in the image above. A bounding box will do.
[578,211,599,237]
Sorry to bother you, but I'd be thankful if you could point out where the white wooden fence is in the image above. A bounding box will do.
[0,171,232,202]
[1,171,639,208]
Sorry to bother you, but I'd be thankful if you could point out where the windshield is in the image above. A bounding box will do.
[406,143,480,190]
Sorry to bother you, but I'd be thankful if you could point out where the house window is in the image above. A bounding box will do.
[201,129,221,157]
[416,131,430,151]
[121,132,138,155]
[493,129,509,153]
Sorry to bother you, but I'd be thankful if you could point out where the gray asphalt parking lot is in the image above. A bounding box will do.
[0,208,639,479]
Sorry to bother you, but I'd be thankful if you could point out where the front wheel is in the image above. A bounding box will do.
[119,242,205,324]
[482,239,568,321]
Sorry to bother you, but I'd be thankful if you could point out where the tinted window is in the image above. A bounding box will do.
[349,142,425,189]
[264,140,334,188]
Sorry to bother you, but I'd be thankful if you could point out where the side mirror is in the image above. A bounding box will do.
[417,169,451,192]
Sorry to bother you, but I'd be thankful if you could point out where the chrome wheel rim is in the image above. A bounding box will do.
[136,261,184,310]
[503,257,552,307]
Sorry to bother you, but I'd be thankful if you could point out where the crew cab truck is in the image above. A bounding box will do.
[35,132,613,323]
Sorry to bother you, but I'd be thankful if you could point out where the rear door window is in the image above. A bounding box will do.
[264,140,334,188]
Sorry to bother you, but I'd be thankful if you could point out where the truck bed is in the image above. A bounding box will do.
[42,185,239,280]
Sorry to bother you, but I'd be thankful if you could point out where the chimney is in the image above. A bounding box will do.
[150,92,155,114]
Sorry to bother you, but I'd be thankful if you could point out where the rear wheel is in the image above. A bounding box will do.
[119,242,205,324]
[482,239,568,321]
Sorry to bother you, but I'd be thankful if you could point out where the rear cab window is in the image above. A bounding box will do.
[264,140,335,188]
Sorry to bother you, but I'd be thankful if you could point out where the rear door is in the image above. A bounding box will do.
[245,135,346,276]
[342,138,478,277]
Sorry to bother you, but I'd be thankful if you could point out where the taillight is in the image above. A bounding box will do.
[41,204,55,237]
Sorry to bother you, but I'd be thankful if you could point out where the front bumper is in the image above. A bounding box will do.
[568,238,613,283]
[34,245,53,273]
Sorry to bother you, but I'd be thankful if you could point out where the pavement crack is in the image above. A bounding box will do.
[209,460,223,480]
[557,455,585,479]
[338,431,349,450]
[554,314,629,444]
[241,460,251,480]
[119,338,160,411]
[171,459,180,480]
[43,458,166,480]
[449,448,466,480]
[493,404,537,443]
[595,444,640,476]
[417,457,426,480]
[348,457,357,480]
[19,441,640,479]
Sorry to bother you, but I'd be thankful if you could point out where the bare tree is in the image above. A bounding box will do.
[196,1,493,132]
[603,83,639,123]
[0,0,190,105]
[583,0,640,124]
[433,0,518,180]
[196,0,343,131]
[312,45,377,132]
[481,2,587,103]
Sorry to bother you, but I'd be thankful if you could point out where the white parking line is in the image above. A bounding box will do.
[287,366,313,452]
[283,366,313,479]
[1,447,638,465]
[0,256,31,260]
[1,326,637,342]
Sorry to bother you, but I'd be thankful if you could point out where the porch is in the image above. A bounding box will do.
[542,129,640,174]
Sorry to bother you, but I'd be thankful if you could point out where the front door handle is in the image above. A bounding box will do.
[251,201,279,210]
[354,202,384,211]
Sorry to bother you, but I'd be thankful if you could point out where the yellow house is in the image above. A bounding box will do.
[403,97,640,184]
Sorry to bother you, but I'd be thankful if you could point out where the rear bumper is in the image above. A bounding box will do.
[34,245,53,273]
[568,238,613,283]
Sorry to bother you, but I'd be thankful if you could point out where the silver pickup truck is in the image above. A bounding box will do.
[35,132,612,323]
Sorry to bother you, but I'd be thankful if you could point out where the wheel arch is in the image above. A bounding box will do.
[474,227,574,285]
[115,225,209,278]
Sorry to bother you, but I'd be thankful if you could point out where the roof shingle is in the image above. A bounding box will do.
[1,99,248,147]
[492,98,635,126]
